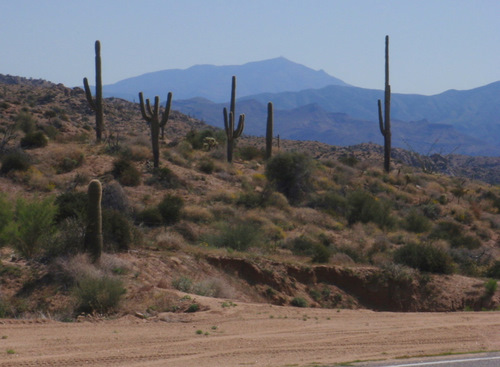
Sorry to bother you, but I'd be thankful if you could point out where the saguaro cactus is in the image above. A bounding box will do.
[138,92,172,168]
[223,76,245,163]
[265,102,273,160]
[378,35,391,173]
[83,40,104,142]
[85,179,103,263]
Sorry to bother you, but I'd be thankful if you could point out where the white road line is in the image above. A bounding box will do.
[382,355,500,367]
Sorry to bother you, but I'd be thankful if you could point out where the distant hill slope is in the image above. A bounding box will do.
[241,81,500,146]
[102,57,349,102]
[173,81,500,156]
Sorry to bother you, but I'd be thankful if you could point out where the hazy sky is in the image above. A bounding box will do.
[1,0,499,95]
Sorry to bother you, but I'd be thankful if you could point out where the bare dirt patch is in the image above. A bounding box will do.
[0,302,499,367]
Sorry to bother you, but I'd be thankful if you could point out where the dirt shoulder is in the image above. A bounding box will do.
[1,299,499,367]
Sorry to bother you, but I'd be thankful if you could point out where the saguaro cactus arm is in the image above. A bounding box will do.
[160,92,173,139]
[139,92,165,168]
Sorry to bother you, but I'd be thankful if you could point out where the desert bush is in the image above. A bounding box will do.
[20,131,48,149]
[311,243,331,263]
[204,221,262,251]
[172,276,193,292]
[185,129,223,150]
[421,202,441,220]
[404,209,431,233]
[54,191,87,223]
[393,242,455,274]
[1,196,57,259]
[290,297,308,308]
[430,221,481,250]
[487,261,500,279]
[146,167,181,189]
[57,150,84,173]
[237,145,263,161]
[135,207,163,227]
[484,279,498,297]
[0,150,31,174]
[197,158,215,174]
[308,191,347,217]
[338,154,359,167]
[158,194,184,225]
[112,158,141,187]
[0,195,13,245]
[102,209,133,251]
[73,275,125,314]
[101,181,130,214]
[265,152,313,204]
[346,190,394,229]
[14,111,36,134]
[46,217,86,258]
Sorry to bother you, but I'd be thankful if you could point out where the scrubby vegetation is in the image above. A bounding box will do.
[0,76,498,319]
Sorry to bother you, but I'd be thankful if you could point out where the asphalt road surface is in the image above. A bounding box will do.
[354,353,500,367]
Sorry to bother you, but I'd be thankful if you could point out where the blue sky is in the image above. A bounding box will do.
[1,0,499,95]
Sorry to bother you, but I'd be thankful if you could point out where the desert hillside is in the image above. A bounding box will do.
[0,75,499,321]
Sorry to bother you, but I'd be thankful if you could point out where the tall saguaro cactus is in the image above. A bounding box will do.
[265,102,274,160]
[85,179,103,263]
[138,92,172,168]
[223,76,245,163]
[83,40,104,142]
[378,35,391,173]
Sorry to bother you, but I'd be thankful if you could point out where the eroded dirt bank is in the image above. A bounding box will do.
[1,300,499,367]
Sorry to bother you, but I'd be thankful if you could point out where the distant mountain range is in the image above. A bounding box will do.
[103,57,348,102]
[102,58,500,156]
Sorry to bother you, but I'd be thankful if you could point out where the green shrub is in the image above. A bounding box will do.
[57,153,84,173]
[394,242,454,274]
[102,209,132,251]
[158,194,184,225]
[487,261,500,279]
[146,167,181,189]
[186,303,200,313]
[204,222,262,251]
[308,191,347,216]
[430,221,481,250]
[290,297,308,308]
[73,275,125,314]
[484,279,498,296]
[112,158,141,187]
[172,276,193,292]
[346,190,394,229]
[1,196,57,259]
[54,191,87,223]
[20,131,48,149]
[421,202,441,220]
[265,152,313,204]
[338,154,359,167]
[186,129,223,150]
[404,209,431,233]
[14,111,36,134]
[198,158,215,174]
[238,146,263,161]
[0,195,13,245]
[135,207,163,227]
[0,150,31,174]
[311,243,331,263]
[430,221,462,241]
[291,235,316,256]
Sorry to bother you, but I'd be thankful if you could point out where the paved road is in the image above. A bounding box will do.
[352,353,500,367]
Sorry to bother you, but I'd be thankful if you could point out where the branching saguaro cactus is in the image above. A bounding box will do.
[265,102,273,160]
[223,76,245,163]
[83,40,104,142]
[138,92,172,168]
[378,35,391,173]
[84,179,103,263]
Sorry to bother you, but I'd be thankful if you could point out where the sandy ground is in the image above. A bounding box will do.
[0,298,499,367]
